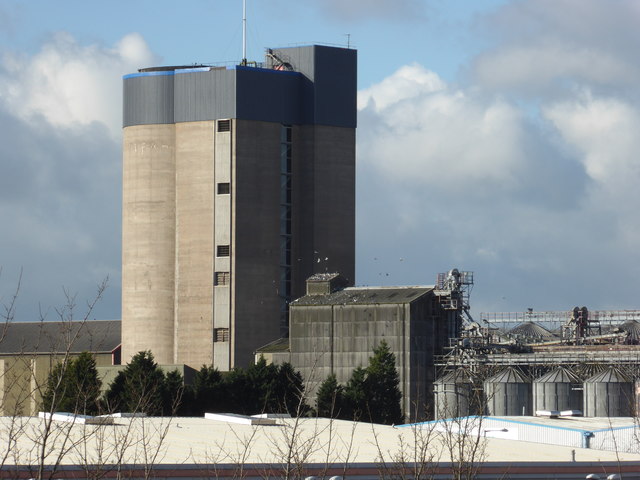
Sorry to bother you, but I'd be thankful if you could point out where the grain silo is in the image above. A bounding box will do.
[533,367,582,412]
[584,367,633,417]
[434,369,480,418]
[484,367,531,416]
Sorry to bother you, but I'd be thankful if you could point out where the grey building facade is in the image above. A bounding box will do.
[121,46,356,370]
[289,274,454,420]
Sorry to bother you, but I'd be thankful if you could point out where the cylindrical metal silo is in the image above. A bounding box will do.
[533,367,582,412]
[484,367,531,416]
[583,367,633,417]
[434,369,479,419]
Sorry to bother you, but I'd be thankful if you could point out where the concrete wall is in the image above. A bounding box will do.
[290,293,445,420]
[122,124,176,365]
[0,353,113,416]
[234,120,282,367]
[291,125,356,302]
[174,121,216,367]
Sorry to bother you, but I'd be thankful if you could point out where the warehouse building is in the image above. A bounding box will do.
[0,320,120,415]
[283,271,472,420]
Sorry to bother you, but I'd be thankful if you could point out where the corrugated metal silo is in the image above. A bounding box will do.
[434,369,479,419]
[584,367,633,417]
[484,367,531,416]
[533,367,582,412]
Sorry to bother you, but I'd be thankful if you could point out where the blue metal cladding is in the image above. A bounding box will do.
[122,45,357,128]
[123,73,175,126]
[174,68,236,123]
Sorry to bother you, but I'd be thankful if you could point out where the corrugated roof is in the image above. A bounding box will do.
[619,320,640,342]
[486,367,529,384]
[585,367,630,384]
[291,286,434,306]
[434,369,475,384]
[508,321,556,339]
[255,337,290,354]
[534,366,581,384]
[0,320,120,355]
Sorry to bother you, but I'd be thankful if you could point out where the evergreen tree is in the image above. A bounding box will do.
[104,351,165,415]
[272,362,308,414]
[162,369,186,415]
[364,340,403,425]
[342,366,367,421]
[41,352,102,415]
[209,358,308,416]
[191,365,223,415]
[246,356,279,413]
[315,373,343,418]
[222,367,253,414]
[331,341,403,424]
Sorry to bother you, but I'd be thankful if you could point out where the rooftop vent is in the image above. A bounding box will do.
[306,273,348,295]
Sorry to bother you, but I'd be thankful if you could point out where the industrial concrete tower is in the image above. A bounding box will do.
[121,46,356,369]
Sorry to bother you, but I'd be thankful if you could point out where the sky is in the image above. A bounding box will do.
[1,0,640,322]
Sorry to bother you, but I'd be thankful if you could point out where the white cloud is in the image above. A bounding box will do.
[544,92,640,186]
[0,32,157,321]
[358,64,552,195]
[356,57,640,313]
[358,63,445,111]
[470,0,640,96]
[0,32,156,138]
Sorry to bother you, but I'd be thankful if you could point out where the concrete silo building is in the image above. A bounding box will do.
[287,273,464,420]
[121,45,356,369]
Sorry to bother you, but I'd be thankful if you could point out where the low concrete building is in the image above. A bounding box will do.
[0,320,121,415]
[288,274,456,420]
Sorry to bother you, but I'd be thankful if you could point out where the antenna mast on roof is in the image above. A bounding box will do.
[242,0,247,65]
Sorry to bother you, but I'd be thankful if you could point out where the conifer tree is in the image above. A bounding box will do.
[364,340,403,424]
[343,366,367,421]
[191,365,223,415]
[41,351,102,415]
[104,351,165,415]
[272,362,307,414]
[162,369,186,415]
[329,340,404,424]
[315,373,343,418]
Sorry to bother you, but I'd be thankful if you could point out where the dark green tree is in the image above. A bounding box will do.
[364,340,403,425]
[222,366,254,414]
[246,356,279,413]
[162,369,187,415]
[191,365,223,415]
[342,366,367,421]
[315,373,343,418]
[331,341,403,425]
[41,351,102,415]
[104,351,165,415]
[271,362,308,414]
[203,358,308,416]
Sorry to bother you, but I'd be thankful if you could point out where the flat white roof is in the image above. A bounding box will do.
[2,415,639,468]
